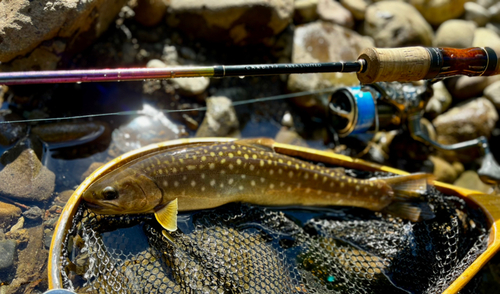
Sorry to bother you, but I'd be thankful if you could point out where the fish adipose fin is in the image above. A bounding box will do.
[155,198,178,231]
[235,138,276,152]
[382,173,435,222]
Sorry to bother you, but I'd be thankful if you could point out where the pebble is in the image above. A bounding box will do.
[80,163,105,182]
[433,20,476,48]
[465,2,491,27]
[445,76,493,101]
[171,77,210,96]
[429,155,459,183]
[134,0,168,27]
[22,206,44,222]
[317,0,354,28]
[31,121,106,149]
[0,146,55,202]
[10,217,24,233]
[340,0,370,20]
[425,81,452,119]
[146,59,168,68]
[473,27,500,52]
[166,0,294,45]
[433,98,499,162]
[454,170,494,193]
[287,21,374,93]
[0,202,21,228]
[195,96,240,137]
[410,0,468,26]
[0,239,17,270]
[294,0,319,24]
[43,229,54,249]
[364,1,433,47]
[281,111,294,128]
[54,190,75,206]
[484,80,500,109]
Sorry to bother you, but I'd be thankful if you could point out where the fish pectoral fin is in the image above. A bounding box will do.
[235,138,276,152]
[155,199,178,232]
[383,202,435,222]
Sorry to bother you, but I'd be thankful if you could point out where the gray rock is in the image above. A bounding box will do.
[433,20,476,48]
[294,0,319,24]
[465,2,491,26]
[195,96,240,137]
[340,0,371,20]
[364,1,433,47]
[425,81,452,119]
[317,0,354,28]
[22,206,43,221]
[0,0,127,71]
[0,113,27,147]
[288,21,374,93]
[134,0,168,27]
[171,77,210,96]
[0,202,21,228]
[410,0,469,26]
[433,98,499,162]
[0,144,55,201]
[484,80,500,109]
[0,239,16,270]
[166,0,294,46]
[43,229,53,249]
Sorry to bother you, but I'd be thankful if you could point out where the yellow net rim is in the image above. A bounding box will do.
[48,137,500,294]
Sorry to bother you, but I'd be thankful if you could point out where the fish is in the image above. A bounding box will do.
[82,138,434,232]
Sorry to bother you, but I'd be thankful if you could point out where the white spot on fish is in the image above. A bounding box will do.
[340,183,345,188]
[228,153,234,158]
[260,160,265,167]
[220,159,226,164]
[280,182,285,187]
[288,171,294,178]
[220,183,224,188]
[228,178,234,185]
[163,180,168,187]
[187,165,196,170]
[251,180,256,186]
[201,173,205,179]
[202,156,207,161]
[182,175,187,181]
[252,154,257,159]
[237,159,242,165]
[269,169,274,175]
[201,186,205,192]
[191,180,196,187]
[241,174,246,179]
[250,165,255,171]
[174,181,179,187]
[239,185,244,190]
[229,164,234,170]
[260,177,265,183]
[209,163,215,170]
[210,180,216,187]
[305,188,311,193]
[287,186,292,192]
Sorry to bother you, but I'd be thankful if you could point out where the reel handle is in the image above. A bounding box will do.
[357,47,500,84]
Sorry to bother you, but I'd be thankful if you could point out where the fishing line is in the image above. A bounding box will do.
[0,87,336,124]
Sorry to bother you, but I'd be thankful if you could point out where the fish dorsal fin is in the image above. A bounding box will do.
[235,138,276,152]
[155,199,178,231]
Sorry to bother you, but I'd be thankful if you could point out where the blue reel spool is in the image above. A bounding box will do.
[327,86,376,137]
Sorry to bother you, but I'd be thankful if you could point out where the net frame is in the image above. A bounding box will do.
[48,137,500,294]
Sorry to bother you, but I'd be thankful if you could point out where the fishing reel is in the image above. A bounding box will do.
[327,81,500,185]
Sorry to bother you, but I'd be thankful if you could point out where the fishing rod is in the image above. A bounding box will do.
[0,47,499,85]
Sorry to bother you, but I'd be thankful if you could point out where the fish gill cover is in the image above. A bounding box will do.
[59,169,488,294]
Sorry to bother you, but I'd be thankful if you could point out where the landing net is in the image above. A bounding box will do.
[58,170,488,294]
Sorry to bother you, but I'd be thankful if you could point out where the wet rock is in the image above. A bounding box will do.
[281,111,294,128]
[182,114,199,131]
[146,58,168,68]
[166,0,294,46]
[196,96,240,137]
[10,217,24,233]
[425,81,452,119]
[22,206,43,222]
[0,0,128,71]
[0,202,21,228]
[171,76,210,96]
[112,104,185,153]
[0,239,16,270]
[80,162,105,181]
[0,85,7,105]
[288,21,374,96]
[43,229,53,249]
[162,45,179,65]
[429,155,459,183]
[0,144,55,202]
[134,0,168,27]
[317,0,354,28]
[433,20,476,48]
[0,112,27,147]
[294,0,318,24]
[410,0,468,26]
[32,121,106,149]
[454,170,493,194]
[484,80,500,109]
[465,2,491,27]
[274,127,309,147]
[433,98,499,162]
[340,0,370,20]
[473,27,500,52]
[364,1,433,47]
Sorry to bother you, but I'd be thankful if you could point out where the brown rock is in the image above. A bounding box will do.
[433,20,476,48]
[0,202,21,228]
[288,21,374,95]
[294,0,319,24]
[364,1,433,47]
[134,0,169,27]
[195,96,240,137]
[410,0,468,26]
[340,0,371,20]
[454,170,493,193]
[433,98,499,162]
[54,190,75,206]
[484,80,500,109]
[465,2,491,27]
[274,127,309,147]
[81,163,105,182]
[166,0,294,45]
[0,147,55,202]
[429,155,458,183]
[425,81,452,119]
[445,76,500,100]
[0,0,128,70]
[473,27,500,53]
[317,0,354,28]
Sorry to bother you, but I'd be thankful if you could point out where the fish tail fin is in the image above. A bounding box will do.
[382,173,435,222]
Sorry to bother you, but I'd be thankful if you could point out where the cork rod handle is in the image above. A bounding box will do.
[357,47,500,84]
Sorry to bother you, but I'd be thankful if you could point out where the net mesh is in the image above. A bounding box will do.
[58,169,489,294]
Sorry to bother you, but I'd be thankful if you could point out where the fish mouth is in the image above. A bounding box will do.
[83,201,105,210]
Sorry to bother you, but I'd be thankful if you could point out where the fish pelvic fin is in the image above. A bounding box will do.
[382,173,435,222]
[155,198,178,232]
[235,138,276,152]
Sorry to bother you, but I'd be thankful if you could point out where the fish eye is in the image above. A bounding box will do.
[102,186,118,200]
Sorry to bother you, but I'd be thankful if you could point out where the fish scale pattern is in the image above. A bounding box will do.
[59,174,488,294]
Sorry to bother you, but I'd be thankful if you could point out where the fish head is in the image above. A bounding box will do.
[82,167,163,214]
